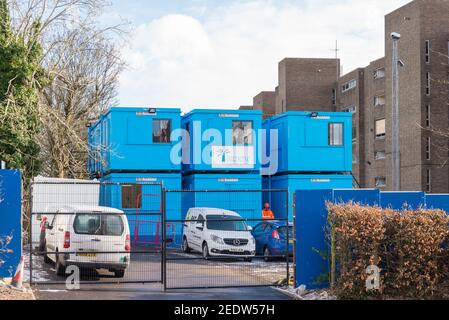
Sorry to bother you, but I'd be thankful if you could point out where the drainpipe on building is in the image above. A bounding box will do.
[391,32,401,191]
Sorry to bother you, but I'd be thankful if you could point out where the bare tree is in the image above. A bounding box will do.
[7,0,127,179]
[39,27,124,178]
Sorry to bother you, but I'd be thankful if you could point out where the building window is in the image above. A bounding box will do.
[353,154,358,164]
[426,169,431,193]
[426,72,431,95]
[374,95,386,107]
[232,121,253,145]
[375,151,386,160]
[425,40,431,64]
[375,119,386,138]
[344,106,357,113]
[329,123,344,146]
[374,68,386,79]
[332,89,336,106]
[153,119,172,144]
[122,184,142,209]
[426,105,431,128]
[341,80,357,93]
[375,177,387,188]
[426,137,431,160]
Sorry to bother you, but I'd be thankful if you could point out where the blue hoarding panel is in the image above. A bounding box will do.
[425,194,449,213]
[295,189,333,289]
[268,174,353,221]
[380,192,425,210]
[181,109,263,174]
[88,107,182,176]
[0,170,22,278]
[181,174,262,225]
[263,111,353,174]
[333,189,380,206]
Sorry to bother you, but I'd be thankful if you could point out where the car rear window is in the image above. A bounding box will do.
[74,214,124,236]
[278,226,294,238]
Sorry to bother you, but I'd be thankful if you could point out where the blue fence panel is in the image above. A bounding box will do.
[0,170,22,279]
[295,189,449,289]
[333,189,380,206]
[295,189,333,289]
[425,195,449,213]
[380,192,425,210]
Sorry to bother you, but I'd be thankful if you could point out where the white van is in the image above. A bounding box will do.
[43,205,131,278]
[182,208,256,261]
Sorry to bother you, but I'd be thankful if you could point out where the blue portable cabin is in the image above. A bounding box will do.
[88,107,182,177]
[263,111,353,175]
[264,174,354,221]
[100,173,182,246]
[181,109,263,174]
[181,173,263,226]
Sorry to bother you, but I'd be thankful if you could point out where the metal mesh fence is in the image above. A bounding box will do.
[163,190,292,290]
[29,181,163,285]
[28,182,292,290]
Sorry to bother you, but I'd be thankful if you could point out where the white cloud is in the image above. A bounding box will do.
[118,0,411,112]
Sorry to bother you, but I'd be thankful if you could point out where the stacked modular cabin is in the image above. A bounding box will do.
[181,109,263,224]
[263,111,354,220]
[88,107,182,244]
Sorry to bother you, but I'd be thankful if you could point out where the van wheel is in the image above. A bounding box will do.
[264,247,272,262]
[202,243,210,260]
[55,251,66,277]
[44,253,52,264]
[182,237,191,254]
[114,270,125,278]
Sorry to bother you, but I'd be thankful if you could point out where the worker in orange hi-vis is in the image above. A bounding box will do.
[262,203,275,220]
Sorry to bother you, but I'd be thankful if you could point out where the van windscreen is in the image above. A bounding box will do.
[74,214,124,236]
[206,215,248,232]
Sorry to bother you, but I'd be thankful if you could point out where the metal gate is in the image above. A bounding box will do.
[29,180,164,286]
[161,189,291,290]
[28,182,291,290]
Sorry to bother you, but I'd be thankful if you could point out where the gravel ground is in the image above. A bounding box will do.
[0,285,35,300]
[276,285,337,300]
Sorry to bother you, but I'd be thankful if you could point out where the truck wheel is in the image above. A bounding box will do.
[202,243,210,260]
[114,270,125,278]
[182,237,191,253]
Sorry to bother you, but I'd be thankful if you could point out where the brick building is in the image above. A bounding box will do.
[249,0,449,193]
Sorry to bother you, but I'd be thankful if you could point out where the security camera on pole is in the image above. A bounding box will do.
[391,32,402,191]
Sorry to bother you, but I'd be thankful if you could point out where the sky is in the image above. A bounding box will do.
[107,0,412,113]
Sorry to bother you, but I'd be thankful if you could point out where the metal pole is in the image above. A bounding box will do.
[162,189,167,291]
[29,182,33,286]
[285,190,290,286]
[292,192,296,289]
[391,32,401,191]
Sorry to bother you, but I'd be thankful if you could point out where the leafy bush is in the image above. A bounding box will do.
[327,203,449,299]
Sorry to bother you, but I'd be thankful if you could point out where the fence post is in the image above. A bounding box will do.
[29,182,34,286]
[161,188,167,291]
[286,190,290,286]
[292,191,296,288]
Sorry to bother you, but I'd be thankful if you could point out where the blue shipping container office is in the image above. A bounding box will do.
[181,109,263,174]
[181,174,263,226]
[88,107,182,177]
[263,112,353,174]
[100,173,181,245]
[264,174,353,221]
